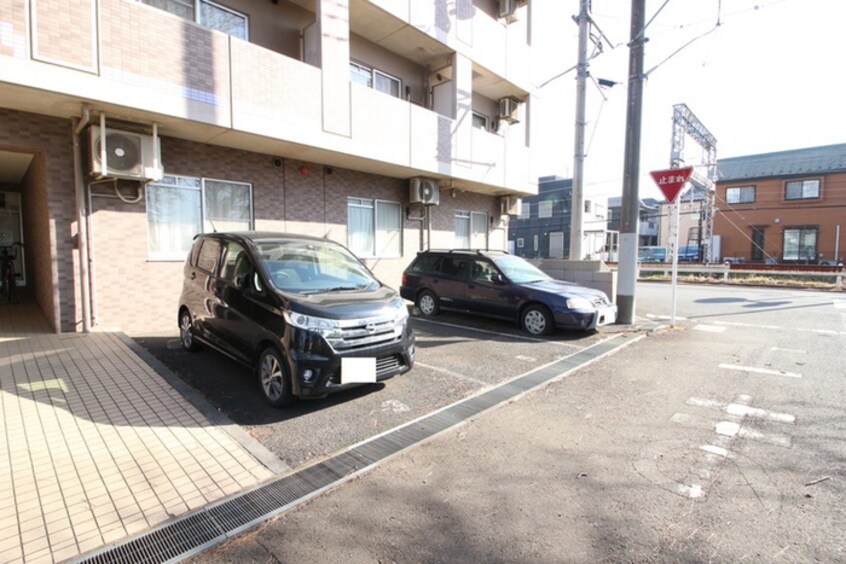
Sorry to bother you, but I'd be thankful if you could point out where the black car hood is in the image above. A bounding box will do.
[279,285,403,319]
[519,279,606,300]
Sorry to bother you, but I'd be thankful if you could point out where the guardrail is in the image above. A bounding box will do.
[607,262,845,290]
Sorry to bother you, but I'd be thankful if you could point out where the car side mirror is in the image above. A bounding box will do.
[491,272,504,284]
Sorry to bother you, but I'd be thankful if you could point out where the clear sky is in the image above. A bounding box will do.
[530,0,846,201]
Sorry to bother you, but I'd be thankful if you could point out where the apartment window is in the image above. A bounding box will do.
[455,211,488,249]
[472,112,488,130]
[347,198,401,258]
[725,185,756,204]
[146,175,252,260]
[782,226,817,261]
[141,0,248,39]
[538,201,553,219]
[516,237,524,248]
[785,178,820,201]
[519,201,531,219]
[349,62,401,98]
[533,235,539,252]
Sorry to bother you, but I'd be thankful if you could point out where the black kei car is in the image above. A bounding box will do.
[400,249,617,336]
[178,232,415,408]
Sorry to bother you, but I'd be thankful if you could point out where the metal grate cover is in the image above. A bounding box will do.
[74,334,629,564]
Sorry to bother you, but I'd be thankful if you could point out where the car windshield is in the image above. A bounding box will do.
[255,240,379,294]
[492,255,552,284]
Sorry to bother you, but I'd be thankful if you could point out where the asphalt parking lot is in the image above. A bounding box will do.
[133,310,615,470]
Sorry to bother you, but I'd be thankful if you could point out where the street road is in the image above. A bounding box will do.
[186,281,846,562]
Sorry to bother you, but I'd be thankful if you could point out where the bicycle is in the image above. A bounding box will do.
[0,242,22,303]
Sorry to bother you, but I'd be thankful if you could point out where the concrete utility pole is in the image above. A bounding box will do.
[616,0,646,325]
[569,0,590,261]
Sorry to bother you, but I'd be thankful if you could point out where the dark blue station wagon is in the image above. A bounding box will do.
[400,249,617,336]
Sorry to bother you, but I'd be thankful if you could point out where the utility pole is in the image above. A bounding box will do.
[616,0,646,325]
[569,0,589,261]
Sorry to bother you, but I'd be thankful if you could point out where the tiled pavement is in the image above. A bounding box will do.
[0,298,281,562]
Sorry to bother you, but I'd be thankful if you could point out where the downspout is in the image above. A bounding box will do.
[72,106,92,332]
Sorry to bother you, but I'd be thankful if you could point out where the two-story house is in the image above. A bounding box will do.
[0,0,543,333]
[508,175,607,260]
[606,196,662,248]
[714,144,846,264]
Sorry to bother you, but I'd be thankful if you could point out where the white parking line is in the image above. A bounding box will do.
[686,397,796,423]
[412,317,582,348]
[719,363,802,379]
[771,346,806,354]
[693,324,727,333]
[414,361,489,386]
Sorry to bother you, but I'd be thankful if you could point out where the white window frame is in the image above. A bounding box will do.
[349,60,402,98]
[538,200,552,219]
[516,237,524,249]
[140,0,249,39]
[472,112,489,131]
[199,0,249,40]
[146,174,253,261]
[347,197,403,258]
[726,185,756,204]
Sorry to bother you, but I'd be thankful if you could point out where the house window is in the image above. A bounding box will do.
[725,185,756,204]
[472,112,488,130]
[141,0,248,39]
[349,62,402,98]
[785,178,820,201]
[347,198,402,258]
[782,226,817,262]
[533,235,539,252]
[516,237,524,248]
[519,201,530,219]
[454,211,488,249]
[538,201,553,219]
[146,175,252,260]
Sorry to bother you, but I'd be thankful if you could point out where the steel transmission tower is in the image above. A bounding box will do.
[670,104,717,261]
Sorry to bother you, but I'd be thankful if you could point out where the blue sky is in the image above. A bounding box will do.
[531,0,846,200]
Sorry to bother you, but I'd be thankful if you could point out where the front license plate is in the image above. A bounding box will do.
[341,357,376,384]
[597,306,616,326]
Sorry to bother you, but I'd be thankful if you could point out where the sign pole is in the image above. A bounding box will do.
[670,199,680,326]
[649,166,693,328]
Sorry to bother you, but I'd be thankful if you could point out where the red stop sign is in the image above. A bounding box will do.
[650,167,693,202]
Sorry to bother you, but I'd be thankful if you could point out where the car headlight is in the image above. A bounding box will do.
[566,297,594,310]
[283,311,343,338]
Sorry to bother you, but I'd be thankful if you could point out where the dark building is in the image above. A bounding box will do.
[508,176,573,259]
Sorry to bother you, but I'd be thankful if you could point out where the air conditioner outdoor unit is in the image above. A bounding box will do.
[409,177,440,205]
[87,125,163,181]
[499,97,520,124]
[500,195,521,216]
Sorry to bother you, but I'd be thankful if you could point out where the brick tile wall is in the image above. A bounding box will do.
[0,0,28,58]
[31,0,96,71]
[0,109,78,332]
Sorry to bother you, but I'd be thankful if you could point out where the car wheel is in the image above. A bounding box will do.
[417,290,440,317]
[521,304,553,336]
[179,309,200,352]
[257,347,295,408]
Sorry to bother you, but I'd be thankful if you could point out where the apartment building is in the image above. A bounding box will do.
[0,0,541,333]
[714,144,846,264]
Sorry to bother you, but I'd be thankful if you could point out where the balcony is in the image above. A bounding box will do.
[0,0,534,194]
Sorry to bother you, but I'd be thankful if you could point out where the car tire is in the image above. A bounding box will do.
[257,347,295,408]
[417,290,440,317]
[179,309,200,352]
[521,304,553,336]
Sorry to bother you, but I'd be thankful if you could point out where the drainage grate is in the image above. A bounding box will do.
[74,334,628,564]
